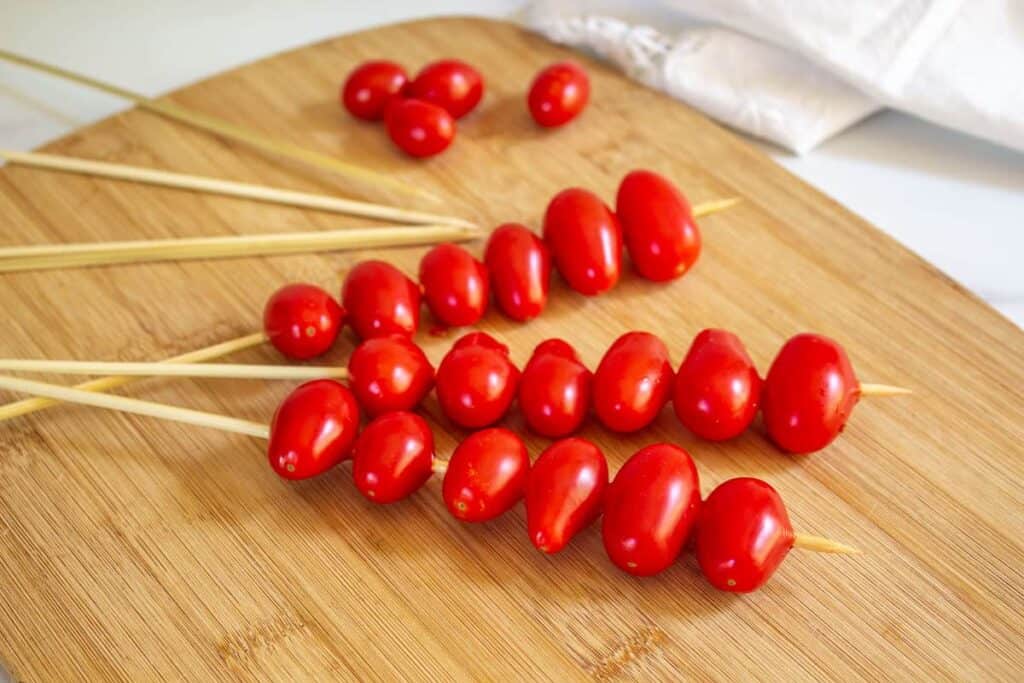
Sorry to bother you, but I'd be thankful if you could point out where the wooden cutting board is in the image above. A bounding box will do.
[0,17,1021,681]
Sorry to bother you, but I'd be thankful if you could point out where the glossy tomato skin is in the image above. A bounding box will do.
[673,329,761,441]
[761,333,860,454]
[484,223,551,322]
[341,60,408,121]
[525,438,608,553]
[435,332,520,429]
[341,260,421,340]
[528,61,590,127]
[263,283,345,360]
[351,412,435,504]
[419,243,489,327]
[616,170,701,281]
[602,443,701,576]
[443,428,528,522]
[543,188,622,295]
[347,335,434,417]
[695,478,795,592]
[593,332,674,433]
[386,99,456,157]
[518,339,592,438]
[407,59,484,119]
[267,380,360,480]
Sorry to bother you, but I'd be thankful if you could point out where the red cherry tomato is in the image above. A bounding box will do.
[341,60,408,121]
[673,329,761,441]
[602,443,701,576]
[616,170,701,281]
[407,59,484,119]
[592,331,674,433]
[695,478,795,592]
[267,380,360,480]
[761,333,860,454]
[525,437,608,553]
[484,223,551,322]
[386,98,456,158]
[347,335,434,417]
[442,428,528,522]
[518,338,592,438]
[527,61,590,127]
[543,188,622,295]
[435,332,520,429]
[351,412,435,504]
[263,283,345,360]
[418,243,489,327]
[341,260,420,340]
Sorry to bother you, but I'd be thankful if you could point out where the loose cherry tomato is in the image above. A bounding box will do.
[673,329,761,441]
[435,332,520,429]
[593,331,674,432]
[351,412,435,504]
[341,60,408,121]
[527,61,590,127]
[407,59,484,119]
[542,188,622,295]
[419,243,489,327]
[263,283,345,360]
[341,260,420,340]
[518,338,592,438]
[484,223,551,322]
[602,443,701,576]
[761,333,860,454]
[695,478,795,592]
[347,335,434,417]
[525,437,608,553]
[442,428,528,522]
[616,170,701,281]
[267,380,360,480]
[386,98,456,157]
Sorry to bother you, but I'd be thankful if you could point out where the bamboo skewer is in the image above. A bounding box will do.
[0,49,436,203]
[693,197,741,217]
[0,359,346,381]
[859,383,913,397]
[0,149,475,229]
[793,533,860,555]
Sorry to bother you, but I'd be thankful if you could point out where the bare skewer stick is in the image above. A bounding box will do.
[793,533,860,555]
[0,49,437,204]
[0,149,475,229]
[693,197,741,217]
[0,359,346,381]
[859,383,913,397]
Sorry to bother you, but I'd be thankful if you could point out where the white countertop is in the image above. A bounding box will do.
[2,1,1022,327]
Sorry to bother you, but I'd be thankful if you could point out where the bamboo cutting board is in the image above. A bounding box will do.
[0,17,1022,681]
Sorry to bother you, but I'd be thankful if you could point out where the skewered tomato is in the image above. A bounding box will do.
[407,59,484,119]
[352,411,435,504]
[518,338,592,437]
[263,283,345,360]
[542,188,622,295]
[525,437,608,553]
[419,243,489,327]
[267,380,360,480]
[341,260,420,339]
[347,335,434,417]
[341,60,408,121]
[527,61,590,127]
[386,99,456,157]
[435,332,520,429]
[616,169,700,281]
[484,223,551,321]
[593,331,673,432]
[443,428,528,522]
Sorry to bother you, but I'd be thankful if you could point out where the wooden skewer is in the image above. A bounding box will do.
[793,533,860,555]
[0,359,346,381]
[0,332,267,422]
[693,197,741,217]
[860,383,913,397]
[0,49,437,204]
[0,149,475,229]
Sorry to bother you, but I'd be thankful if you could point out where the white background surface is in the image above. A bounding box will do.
[1,1,1022,327]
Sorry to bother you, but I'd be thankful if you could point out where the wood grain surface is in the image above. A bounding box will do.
[0,17,1022,682]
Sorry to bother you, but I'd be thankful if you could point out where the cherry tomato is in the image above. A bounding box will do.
[435,332,520,429]
[341,260,420,340]
[602,443,701,576]
[542,188,622,295]
[527,61,590,127]
[484,223,551,322]
[616,170,701,281]
[525,437,608,553]
[695,478,795,592]
[263,283,345,360]
[442,428,528,522]
[351,412,435,504]
[418,243,489,327]
[341,60,408,121]
[386,98,456,157]
[518,338,592,438]
[761,333,860,454]
[673,329,761,441]
[592,331,674,433]
[347,335,434,417]
[407,59,484,119]
[267,380,360,480]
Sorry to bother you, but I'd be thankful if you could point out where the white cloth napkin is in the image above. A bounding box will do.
[524,0,1024,154]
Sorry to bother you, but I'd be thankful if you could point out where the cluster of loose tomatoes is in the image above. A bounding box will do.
[341,58,590,157]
